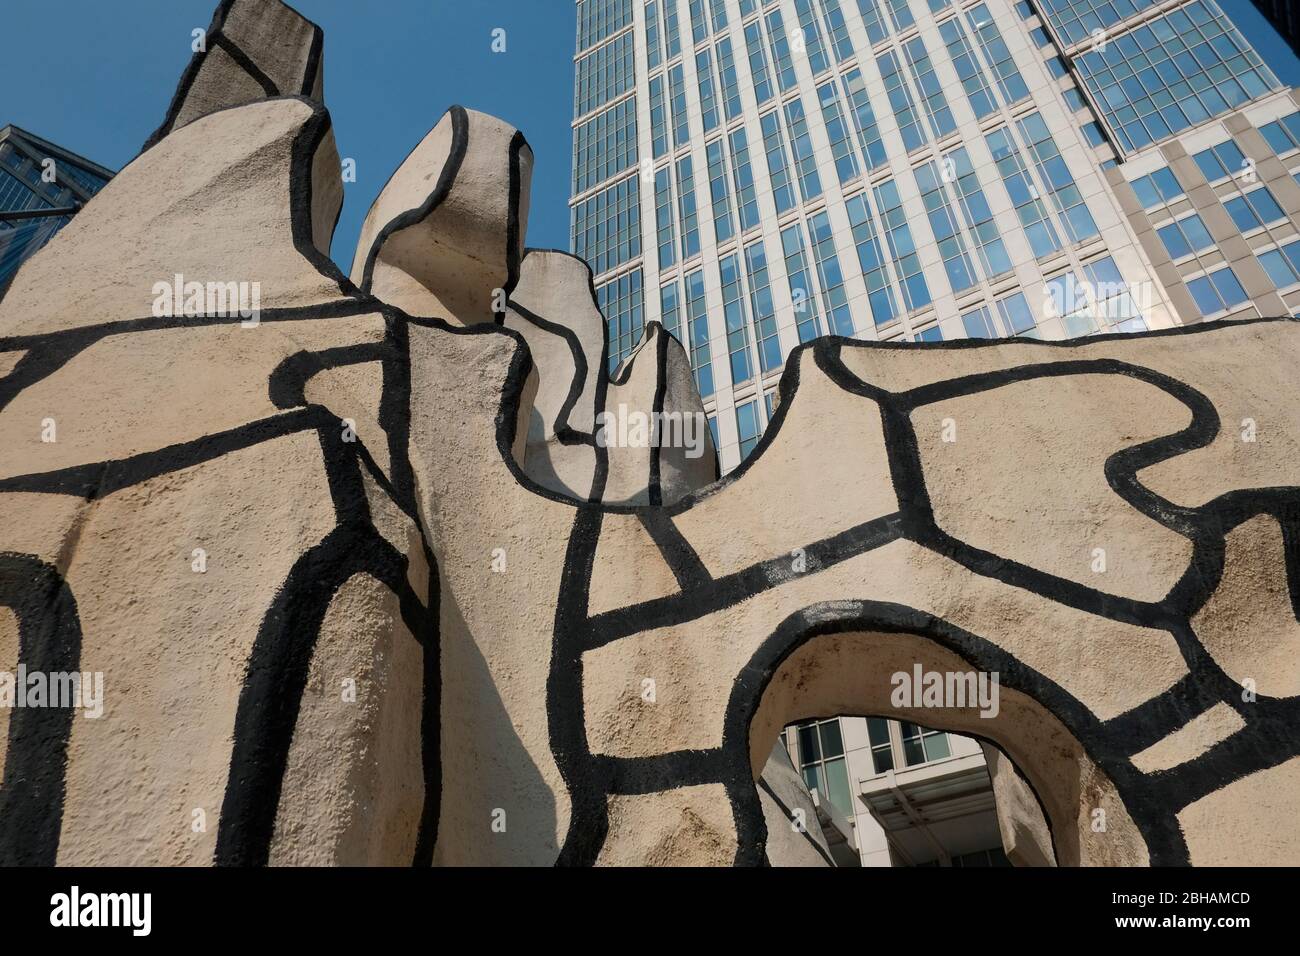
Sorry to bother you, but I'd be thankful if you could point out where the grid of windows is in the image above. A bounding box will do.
[0,137,109,286]
[855,0,889,45]
[1192,139,1248,182]
[697,49,720,132]
[685,269,715,396]
[711,0,728,33]
[1257,239,1300,289]
[573,98,638,194]
[744,21,775,106]
[793,0,831,76]
[0,167,45,214]
[784,98,823,202]
[946,147,1012,278]
[1017,112,1099,243]
[878,49,927,152]
[846,193,901,328]
[781,223,824,341]
[903,36,957,140]
[842,69,888,171]
[664,0,682,58]
[866,717,893,773]
[572,176,641,276]
[655,166,677,269]
[818,81,860,185]
[649,74,669,157]
[1037,0,1154,47]
[668,63,690,146]
[744,239,783,372]
[645,0,663,69]
[796,719,853,817]
[0,214,68,287]
[575,31,635,118]
[721,252,755,384]
[767,10,798,93]
[1129,166,1185,208]
[716,38,743,121]
[900,721,953,765]
[875,179,932,311]
[986,126,1063,258]
[577,0,633,52]
[690,0,710,44]
[1224,186,1286,233]
[1074,0,1277,153]
[961,290,1037,337]
[966,4,1030,106]
[1156,212,1215,259]
[1186,265,1248,316]
[760,111,797,214]
[735,399,762,460]
[660,279,682,340]
[821,0,854,61]
[809,211,854,335]
[599,268,645,372]
[1260,112,1300,155]
[883,0,915,33]
[728,128,762,232]
[916,160,978,292]
[940,16,998,120]
[706,139,736,244]
[676,156,702,259]
[1045,256,1148,334]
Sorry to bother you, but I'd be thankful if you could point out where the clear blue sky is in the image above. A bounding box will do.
[2,1,1298,272]
[2,0,578,269]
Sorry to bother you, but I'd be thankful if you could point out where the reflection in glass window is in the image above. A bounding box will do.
[1156,214,1214,260]
[1186,266,1248,316]
[1257,240,1300,289]
[1192,140,1248,182]
[1073,0,1277,153]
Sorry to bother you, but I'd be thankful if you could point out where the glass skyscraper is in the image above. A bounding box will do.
[569,0,1300,866]
[0,126,113,287]
[570,0,1299,471]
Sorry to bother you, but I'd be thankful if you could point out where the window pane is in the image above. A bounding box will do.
[1182,214,1213,251]
[1187,275,1220,315]
[819,719,845,758]
[871,745,894,775]
[923,731,951,762]
[797,723,820,763]
[1210,267,1247,307]
[867,716,891,746]
[1258,250,1295,287]
[822,758,853,817]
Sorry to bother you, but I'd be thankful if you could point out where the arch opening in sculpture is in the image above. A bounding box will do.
[731,613,1153,868]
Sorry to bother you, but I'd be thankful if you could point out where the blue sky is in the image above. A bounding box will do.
[3,0,578,268]
[2,1,1298,272]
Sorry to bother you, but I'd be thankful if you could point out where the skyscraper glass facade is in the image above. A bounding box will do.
[0,126,111,287]
[570,0,1300,474]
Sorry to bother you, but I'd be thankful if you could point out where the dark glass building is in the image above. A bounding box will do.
[0,125,114,287]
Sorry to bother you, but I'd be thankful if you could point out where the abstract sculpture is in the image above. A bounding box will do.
[1,0,1297,867]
